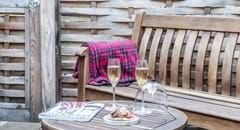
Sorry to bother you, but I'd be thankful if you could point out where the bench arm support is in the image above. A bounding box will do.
[75,47,88,101]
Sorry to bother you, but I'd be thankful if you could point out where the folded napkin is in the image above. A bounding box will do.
[73,40,138,86]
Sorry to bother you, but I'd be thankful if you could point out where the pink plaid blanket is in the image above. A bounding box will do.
[72,40,138,86]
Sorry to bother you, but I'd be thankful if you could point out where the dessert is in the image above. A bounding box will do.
[110,107,134,120]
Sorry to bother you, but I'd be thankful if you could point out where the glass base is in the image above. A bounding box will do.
[133,109,152,115]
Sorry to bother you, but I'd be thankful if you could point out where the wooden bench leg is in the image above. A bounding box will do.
[77,55,88,101]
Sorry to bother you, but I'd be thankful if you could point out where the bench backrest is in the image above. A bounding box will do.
[132,12,240,97]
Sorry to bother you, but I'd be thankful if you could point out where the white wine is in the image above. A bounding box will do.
[108,65,121,87]
[136,67,148,88]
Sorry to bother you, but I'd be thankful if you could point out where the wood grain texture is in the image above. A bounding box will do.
[182,31,198,89]
[208,33,224,93]
[29,7,42,121]
[170,30,186,87]
[142,15,240,33]
[138,28,152,59]
[0,76,24,84]
[148,29,163,77]
[236,36,240,97]
[159,29,174,84]
[25,8,30,109]
[84,85,240,122]
[0,89,24,98]
[3,15,10,103]
[131,11,144,47]
[222,33,238,96]
[184,111,240,130]
[195,32,210,91]
[42,101,187,130]
[40,0,57,110]
[0,22,24,30]
[0,63,24,71]
[0,0,29,8]
[77,54,88,101]
[0,49,25,57]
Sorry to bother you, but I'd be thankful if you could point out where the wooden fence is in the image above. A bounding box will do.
[0,0,54,121]
[0,7,31,120]
[60,0,240,100]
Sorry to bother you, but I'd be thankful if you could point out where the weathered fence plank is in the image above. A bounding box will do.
[40,0,57,110]
[0,0,29,8]
[29,7,42,121]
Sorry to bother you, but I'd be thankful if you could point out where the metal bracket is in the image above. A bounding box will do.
[29,0,40,9]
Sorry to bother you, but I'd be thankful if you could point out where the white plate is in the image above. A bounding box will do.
[103,114,139,126]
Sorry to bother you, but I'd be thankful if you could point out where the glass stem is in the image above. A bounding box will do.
[141,89,145,111]
[112,85,116,108]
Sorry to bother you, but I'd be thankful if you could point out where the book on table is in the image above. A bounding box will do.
[39,102,105,122]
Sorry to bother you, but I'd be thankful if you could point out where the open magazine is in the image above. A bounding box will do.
[39,102,105,122]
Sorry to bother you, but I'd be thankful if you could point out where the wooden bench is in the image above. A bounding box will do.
[76,12,240,129]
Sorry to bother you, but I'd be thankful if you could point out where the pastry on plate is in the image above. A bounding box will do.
[110,107,134,121]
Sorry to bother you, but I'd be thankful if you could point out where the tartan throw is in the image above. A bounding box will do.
[73,40,138,86]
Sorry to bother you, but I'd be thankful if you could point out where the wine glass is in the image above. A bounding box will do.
[134,59,152,115]
[105,58,121,111]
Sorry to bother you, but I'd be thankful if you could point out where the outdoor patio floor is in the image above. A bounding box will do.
[0,121,40,130]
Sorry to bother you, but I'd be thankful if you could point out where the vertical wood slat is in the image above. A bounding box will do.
[195,32,210,91]
[90,1,97,34]
[40,0,56,110]
[159,29,174,84]
[25,8,30,108]
[148,29,163,77]
[183,31,198,89]
[77,54,88,101]
[236,36,240,97]
[3,15,10,103]
[208,33,224,94]
[132,11,144,47]
[222,33,238,96]
[29,7,42,121]
[56,0,62,102]
[138,28,152,60]
[170,30,186,87]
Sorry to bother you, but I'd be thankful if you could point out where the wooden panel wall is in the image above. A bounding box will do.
[0,8,29,109]
[59,0,240,100]
[0,0,42,121]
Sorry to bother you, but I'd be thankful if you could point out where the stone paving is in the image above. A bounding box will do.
[0,121,40,130]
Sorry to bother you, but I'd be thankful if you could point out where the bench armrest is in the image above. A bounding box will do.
[76,47,88,101]
[75,47,88,57]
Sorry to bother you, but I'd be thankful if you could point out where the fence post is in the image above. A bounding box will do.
[40,0,57,110]
[29,0,42,121]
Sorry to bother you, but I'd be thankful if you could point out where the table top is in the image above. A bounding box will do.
[41,101,187,130]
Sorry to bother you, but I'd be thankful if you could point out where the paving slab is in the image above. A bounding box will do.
[0,121,40,130]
